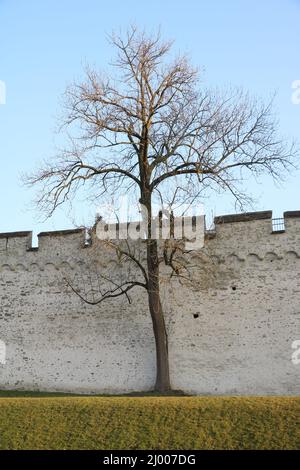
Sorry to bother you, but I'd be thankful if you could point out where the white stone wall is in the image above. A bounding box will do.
[0,211,299,395]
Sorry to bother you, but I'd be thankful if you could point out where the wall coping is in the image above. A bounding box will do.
[284,211,300,219]
[38,228,84,238]
[0,231,32,239]
[214,211,272,224]
[1,209,300,244]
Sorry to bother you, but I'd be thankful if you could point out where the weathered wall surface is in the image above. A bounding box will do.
[0,211,299,395]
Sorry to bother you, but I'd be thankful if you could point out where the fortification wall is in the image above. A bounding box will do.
[0,211,299,394]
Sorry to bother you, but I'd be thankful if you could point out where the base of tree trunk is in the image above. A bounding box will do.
[126,389,186,396]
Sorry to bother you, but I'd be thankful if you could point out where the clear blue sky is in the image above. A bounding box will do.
[0,0,299,236]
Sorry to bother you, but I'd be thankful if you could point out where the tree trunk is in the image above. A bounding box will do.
[147,238,171,392]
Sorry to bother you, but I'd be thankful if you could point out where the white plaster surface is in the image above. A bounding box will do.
[0,213,299,394]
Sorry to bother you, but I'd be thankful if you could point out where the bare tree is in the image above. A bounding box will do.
[26,27,297,392]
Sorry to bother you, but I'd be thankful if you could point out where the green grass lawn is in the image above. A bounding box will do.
[0,395,298,449]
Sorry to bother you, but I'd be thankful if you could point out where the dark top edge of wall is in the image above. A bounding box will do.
[0,231,32,239]
[214,211,272,224]
[38,228,85,237]
[1,210,299,238]
[284,211,300,219]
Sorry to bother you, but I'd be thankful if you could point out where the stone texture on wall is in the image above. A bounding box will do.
[0,211,299,395]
